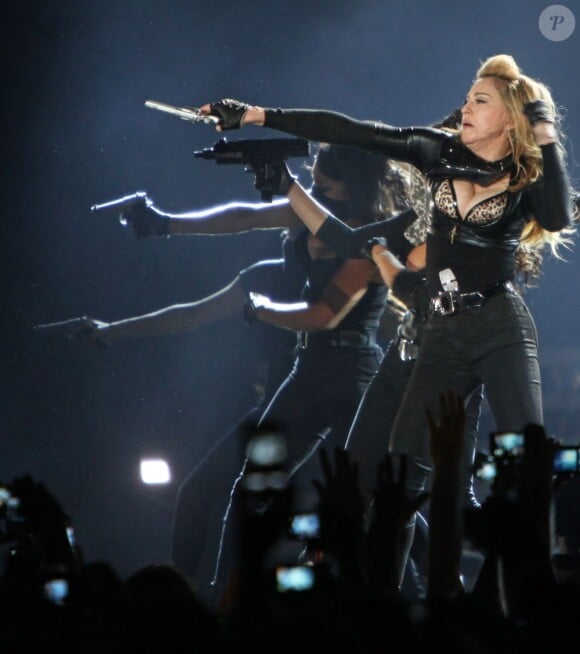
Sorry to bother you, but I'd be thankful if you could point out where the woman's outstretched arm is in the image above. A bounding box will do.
[70,277,249,346]
[200,100,443,170]
[267,159,420,262]
[123,194,302,239]
[247,257,377,333]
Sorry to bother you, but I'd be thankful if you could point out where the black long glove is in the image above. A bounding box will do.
[209,98,251,130]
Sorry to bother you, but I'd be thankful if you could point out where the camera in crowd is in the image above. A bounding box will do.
[0,485,26,544]
[237,423,333,597]
[241,423,290,495]
[289,512,321,541]
[474,430,580,482]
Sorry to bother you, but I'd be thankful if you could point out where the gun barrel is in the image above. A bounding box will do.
[90,192,148,213]
[33,317,89,330]
[145,99,219,125]
[193,138,310,163]
[193,148,244,163]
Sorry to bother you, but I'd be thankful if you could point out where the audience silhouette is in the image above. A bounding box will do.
[2,394,579,652]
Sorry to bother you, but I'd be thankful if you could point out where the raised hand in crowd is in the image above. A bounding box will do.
[312,446,366,592]
[496,423,559,623]
[425,390,466,600]
[365,453,429,593]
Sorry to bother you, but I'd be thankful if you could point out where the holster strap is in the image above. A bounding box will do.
[296,329,377,350]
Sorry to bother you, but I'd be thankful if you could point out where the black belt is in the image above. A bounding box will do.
[429,280,515,316]
[296,330,377,350]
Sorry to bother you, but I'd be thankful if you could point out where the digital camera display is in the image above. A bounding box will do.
[491,431,525,457]
[0,487,24,524]
[245,431,287,467]
[275,565,315,593]
[289,512,320,539]
[475,456,497,481]
[43,578,69,605]
[553,448,579,474]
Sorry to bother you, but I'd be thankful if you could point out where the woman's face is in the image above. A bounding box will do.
[311,161,350,200]
[460,77,513,154]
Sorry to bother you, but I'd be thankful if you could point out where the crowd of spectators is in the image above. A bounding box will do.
[1,391,579,652]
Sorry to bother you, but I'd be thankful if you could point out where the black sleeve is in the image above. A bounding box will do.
[521,143,572,231]
[264,108,445,172]
[315,208,419,263]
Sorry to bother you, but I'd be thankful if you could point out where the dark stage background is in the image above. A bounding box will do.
[2,0,579,578]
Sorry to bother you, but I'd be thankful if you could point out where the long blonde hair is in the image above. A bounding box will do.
[476,54,575,278]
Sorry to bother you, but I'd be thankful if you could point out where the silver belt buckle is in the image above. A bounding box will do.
[432,291,457,316]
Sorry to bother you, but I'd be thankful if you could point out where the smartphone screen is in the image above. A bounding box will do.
[43,578,69,605]
[475,457,497,481]
[245,431,287,467]
[289,512,320,540]
[275,566,315,593]
[491,431,525,457]
[553,448,579,474]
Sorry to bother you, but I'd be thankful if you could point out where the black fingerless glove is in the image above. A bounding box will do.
[360,236,388,261]
[523,99,554,126]
[209,98,250,130]
[120,197,170,240]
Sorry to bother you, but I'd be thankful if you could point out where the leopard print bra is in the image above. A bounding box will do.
[434,179,508,225]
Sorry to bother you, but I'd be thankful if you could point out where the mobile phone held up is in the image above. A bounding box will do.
[275,565,315,593]
[553,447,580,474]
[490,431,525,457]
[289,512,320,540]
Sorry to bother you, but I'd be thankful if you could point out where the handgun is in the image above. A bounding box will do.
[90,191,149,219]
[33,317,110,348]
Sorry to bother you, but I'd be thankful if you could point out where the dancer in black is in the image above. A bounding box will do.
[75,143,411,604]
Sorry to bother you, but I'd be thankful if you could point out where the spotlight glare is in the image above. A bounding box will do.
[140,459,171,484]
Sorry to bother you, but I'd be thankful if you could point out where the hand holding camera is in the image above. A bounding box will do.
[474,427,579,484]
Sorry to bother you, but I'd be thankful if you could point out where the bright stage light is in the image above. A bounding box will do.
[140,458,171,484]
